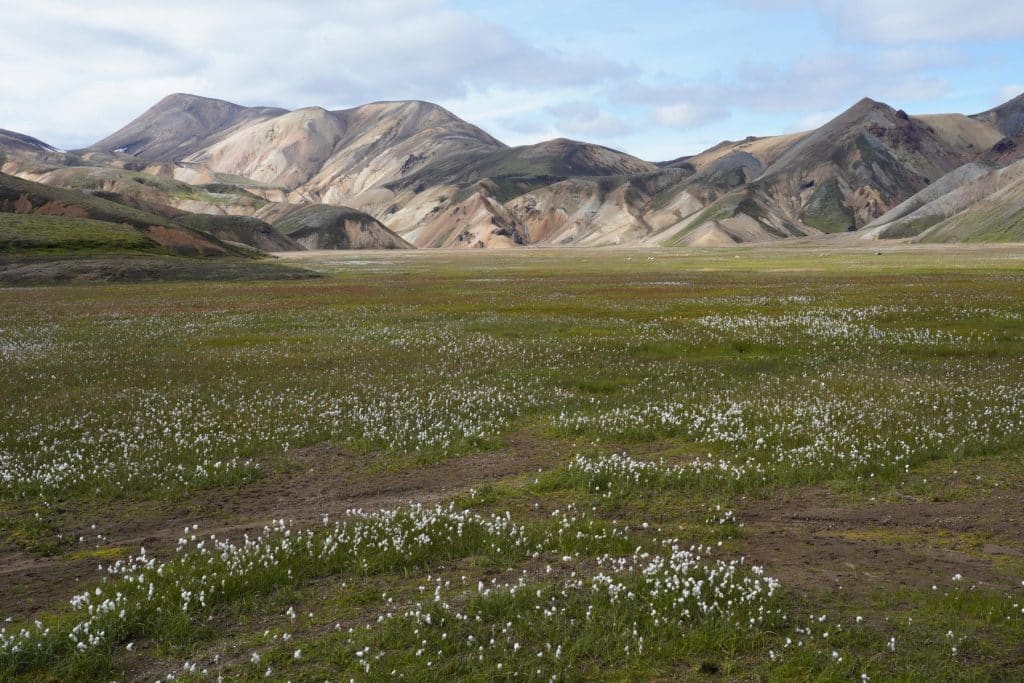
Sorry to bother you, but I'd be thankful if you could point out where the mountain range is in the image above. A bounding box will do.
[2,91,1023,250]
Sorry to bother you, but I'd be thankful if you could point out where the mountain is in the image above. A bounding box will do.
[665,98,1017,244]
[849,94,1024,244]
[758,99,980,224]
[0,130,69,180]
[9,89,703,262]
[162,97,661,248]
[7,90,1024,249]
[184,100,504,193]
[0,165,303,252]
[0,172,320,284]
[973,92,1024,139]
[81,96,521,247]
[374,138,660,247]
[165,214,302,252]
[388,137,657,194]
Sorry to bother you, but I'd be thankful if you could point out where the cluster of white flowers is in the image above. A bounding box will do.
[0,310,546,498]
[695,306,981,349]
[324,380,536,452]
[0,324,58,363]
[568,451,743,492]
[0,502,630,665]
[705,505,739,527]
[0,390,261,497]
[330,542,780,678]
[6,297,1018,501]
[1,377,543,498]
[560,379,1024,487]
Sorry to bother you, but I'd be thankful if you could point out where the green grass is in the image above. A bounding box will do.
[0,171,264,258]
[2,246,1024,680]
[33,166,268,212]
[0,213,158,255]
[176,214,290,248]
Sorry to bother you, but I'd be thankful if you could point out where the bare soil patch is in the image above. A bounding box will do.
[739,483,1024,599]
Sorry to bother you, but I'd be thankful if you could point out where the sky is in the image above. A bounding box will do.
[1,0,1022,160]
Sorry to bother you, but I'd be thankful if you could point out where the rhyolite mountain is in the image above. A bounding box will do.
[3,90,1024,248]
[86,93,289,162]
[856,95,1024,243]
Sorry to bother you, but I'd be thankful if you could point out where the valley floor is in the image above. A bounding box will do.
[2,246,1023,681]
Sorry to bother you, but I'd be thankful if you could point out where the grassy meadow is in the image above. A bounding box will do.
[1,245,1023,681]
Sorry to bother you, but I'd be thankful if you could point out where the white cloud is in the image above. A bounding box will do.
[0,0,627,147]
[547,101,635,138]
[1,0,1020,161]
[612,47,951,130]
[735,1,1024,43]
[875,46,969,72]
[652,103,727,129]
[823,1,1024,44]
[729,54,950,111]
[499,118,550,137]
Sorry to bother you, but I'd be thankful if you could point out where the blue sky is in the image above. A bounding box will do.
[1,0,1022,159]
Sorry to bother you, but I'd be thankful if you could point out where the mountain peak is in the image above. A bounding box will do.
[335,99,454,119]
[86,94,288,161]
[851,96,883,109]
[337,99,483,129]
[757,93,974,233]
[155,92,241,109]
[330,99,507,151]
[533,137,583,149]
[837,96,896,122]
